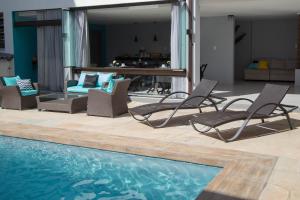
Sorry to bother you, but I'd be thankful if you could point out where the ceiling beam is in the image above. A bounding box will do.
[70,0,176,11]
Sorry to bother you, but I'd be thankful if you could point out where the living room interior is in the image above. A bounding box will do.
[235,16,299,83]
[86,4,173,97]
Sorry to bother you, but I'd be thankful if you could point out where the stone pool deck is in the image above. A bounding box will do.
[0,102,299,200]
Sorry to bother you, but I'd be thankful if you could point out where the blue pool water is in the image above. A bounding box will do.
[0,136,221,200]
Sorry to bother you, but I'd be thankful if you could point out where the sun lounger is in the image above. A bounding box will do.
[129,79,226,128]
[190,84,298,142]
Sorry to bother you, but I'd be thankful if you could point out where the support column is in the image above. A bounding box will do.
[295,15,300,86]
[187,0,193,93]
[297,15,300,69]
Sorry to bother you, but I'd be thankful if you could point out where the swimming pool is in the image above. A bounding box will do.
[0,136,221,200]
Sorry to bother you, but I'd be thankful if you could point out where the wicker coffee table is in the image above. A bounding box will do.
[36,93,88,114]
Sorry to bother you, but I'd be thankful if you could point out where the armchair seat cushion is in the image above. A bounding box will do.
[67,86,102,94]
[21,89,38,97]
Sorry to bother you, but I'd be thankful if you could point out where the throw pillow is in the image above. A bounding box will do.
[97,73,113,87]
[83,75,98,88]
[248,63,258,69]
[77,73,87,86]
[258,60,269,70]
[3,76,21,86]
[105,77,125,93]
[16,79,34,90]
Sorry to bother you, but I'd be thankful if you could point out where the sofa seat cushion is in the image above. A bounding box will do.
[67,86,102,94]
[3,76,21,86]
[21,89,38,97]
[244,69,270,81]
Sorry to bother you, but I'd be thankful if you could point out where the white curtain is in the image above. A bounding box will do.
[73,10,90,67]
[171,1,187,97]
[37,10,64,91]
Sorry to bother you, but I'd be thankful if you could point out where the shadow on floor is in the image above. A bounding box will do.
[143,114,300,142]
[197,190,249,200]
[199,118,300,142]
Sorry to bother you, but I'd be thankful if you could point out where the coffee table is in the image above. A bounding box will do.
[36,93,88,114]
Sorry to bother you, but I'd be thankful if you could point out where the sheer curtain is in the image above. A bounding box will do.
[73,10,90,67]
[171,1,187,98]
[37,10,64,91]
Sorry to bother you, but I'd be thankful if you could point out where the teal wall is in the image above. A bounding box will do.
[89,24,107,66]
[13,26,37,82]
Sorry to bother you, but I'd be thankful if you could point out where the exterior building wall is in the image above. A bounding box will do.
[200,16,235,84]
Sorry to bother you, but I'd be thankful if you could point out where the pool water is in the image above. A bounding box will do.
[0,136,221,200]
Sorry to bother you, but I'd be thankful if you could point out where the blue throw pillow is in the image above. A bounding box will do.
[97,73,113,87]
[3,76,21,86]
[77,73,87,86]
[248,63,258,69]
[105,77,125,93]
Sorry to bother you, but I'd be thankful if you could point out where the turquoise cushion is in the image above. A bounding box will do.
[77,73,87,86]
[67,86,102,94]
[3,76,20,86]
[248,63,258,69]
[97,73,113,87]
[21,89,38,96]
[104,77,125,94]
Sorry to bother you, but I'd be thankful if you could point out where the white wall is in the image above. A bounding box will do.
[235,18,298,80]
[200,16,235,84]
[252,19,298,60]
[105,21,170,63]
[0,0,167,54]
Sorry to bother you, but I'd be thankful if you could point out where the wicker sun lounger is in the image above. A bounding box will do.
[129,79,226,128]
[190,84,298,142]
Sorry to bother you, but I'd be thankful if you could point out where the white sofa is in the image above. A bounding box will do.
[244,59,296,81]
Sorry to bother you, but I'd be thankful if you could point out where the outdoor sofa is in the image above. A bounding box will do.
[190,84,298,142]
[0,76,39,110]
[65,72,114,94]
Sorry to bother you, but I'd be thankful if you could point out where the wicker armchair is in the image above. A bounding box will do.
[87,79,131,118]
[0,77,39,110]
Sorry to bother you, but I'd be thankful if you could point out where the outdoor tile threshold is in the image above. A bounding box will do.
[0,121,276,200]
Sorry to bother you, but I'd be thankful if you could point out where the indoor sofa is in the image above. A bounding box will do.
[244,59,296,81]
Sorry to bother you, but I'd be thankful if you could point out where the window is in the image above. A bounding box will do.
[0,12,4,48]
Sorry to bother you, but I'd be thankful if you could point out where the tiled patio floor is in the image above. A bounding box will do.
[0,100,299,199]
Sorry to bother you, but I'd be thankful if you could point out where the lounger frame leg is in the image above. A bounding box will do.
[285,113,293,130]
[189,121,228,142]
